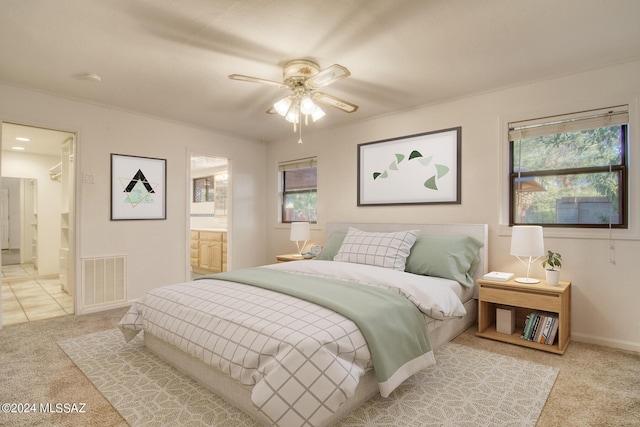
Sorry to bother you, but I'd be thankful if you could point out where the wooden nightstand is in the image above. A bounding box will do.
[276,254,314,263]
[477,278,571,354]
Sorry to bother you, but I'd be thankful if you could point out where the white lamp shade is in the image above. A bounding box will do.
[510,226,544,257]
[299,95,316,115]
[290,222,310,242]
[311,105,325,122]
[273,96,292,116]
[285,104,300,123]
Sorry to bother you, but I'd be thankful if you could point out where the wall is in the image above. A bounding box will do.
[0,82,267,315]
[266,60,640,352]
[2,151,61,274]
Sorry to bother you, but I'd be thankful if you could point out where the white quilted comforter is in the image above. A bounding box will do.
[118,261,466,427]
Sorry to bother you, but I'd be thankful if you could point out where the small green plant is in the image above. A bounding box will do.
[542,250,562,270]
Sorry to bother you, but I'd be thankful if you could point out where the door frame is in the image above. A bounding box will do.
[0,121,78,328]
[1,188,8,249]
[186,150,232,281]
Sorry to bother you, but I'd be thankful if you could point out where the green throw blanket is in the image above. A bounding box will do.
[197,267,433,393]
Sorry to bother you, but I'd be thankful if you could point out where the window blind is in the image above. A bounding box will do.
[509,105,629,140]
[278,157,317,172]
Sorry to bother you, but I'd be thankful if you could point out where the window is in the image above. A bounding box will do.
[213,173,228,216]
[279,157,317,223]
[193,176,214,202]
[509,105,628,228]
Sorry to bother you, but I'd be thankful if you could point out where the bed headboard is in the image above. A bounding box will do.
[326,222,489,285]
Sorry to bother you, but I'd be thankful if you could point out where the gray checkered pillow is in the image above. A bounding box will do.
[333,227,419,270]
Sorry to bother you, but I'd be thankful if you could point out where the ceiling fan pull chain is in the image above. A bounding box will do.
[298,115,303,144]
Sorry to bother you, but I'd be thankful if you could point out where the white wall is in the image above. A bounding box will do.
[266,60,640,352]
[0,82,267,314]
[2,152,61,274]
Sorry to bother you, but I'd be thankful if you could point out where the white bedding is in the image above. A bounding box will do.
[118,261,467,427]
[266,260,468,319]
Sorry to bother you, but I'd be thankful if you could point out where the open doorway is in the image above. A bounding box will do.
[1,122,76,326]
[189,154,229,280]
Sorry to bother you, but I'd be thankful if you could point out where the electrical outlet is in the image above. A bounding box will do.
[83,173,95,183]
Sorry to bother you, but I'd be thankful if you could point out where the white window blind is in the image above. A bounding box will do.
[509,105,629,140]
[278,157,317,172]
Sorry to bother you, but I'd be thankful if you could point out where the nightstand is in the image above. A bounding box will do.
[476,278,571,354]
[276,254,314,263]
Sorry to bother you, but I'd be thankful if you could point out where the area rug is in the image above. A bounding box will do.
[58,329,558,426]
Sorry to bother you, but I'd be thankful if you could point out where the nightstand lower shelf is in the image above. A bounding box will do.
[477,322,569,355]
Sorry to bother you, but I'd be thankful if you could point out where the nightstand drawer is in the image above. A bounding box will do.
[480,286,561,312]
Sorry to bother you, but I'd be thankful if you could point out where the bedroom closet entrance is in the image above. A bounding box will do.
[1,122,76,326]
[189,154,229,280]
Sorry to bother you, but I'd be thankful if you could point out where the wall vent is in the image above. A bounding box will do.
[81,255,126,308]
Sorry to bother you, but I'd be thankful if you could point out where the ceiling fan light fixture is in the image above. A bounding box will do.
[273,96,292,116]
[229,59,359,143]
[285,104,300,124]
[311,105,325,122]
[299,94,316,115]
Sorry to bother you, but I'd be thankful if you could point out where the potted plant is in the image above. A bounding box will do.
[542,250,562,285]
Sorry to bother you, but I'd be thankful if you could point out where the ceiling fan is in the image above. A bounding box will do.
[229,59,358,143]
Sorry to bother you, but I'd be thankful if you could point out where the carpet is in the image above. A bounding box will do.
[58,329,558,427]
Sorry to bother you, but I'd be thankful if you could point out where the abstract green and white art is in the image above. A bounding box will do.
[358,127,461,205]
[111,153,167,220]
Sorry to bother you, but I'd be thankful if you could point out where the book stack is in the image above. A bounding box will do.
[521,311,559,345]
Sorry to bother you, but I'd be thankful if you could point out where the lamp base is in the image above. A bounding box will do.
[515,277,540,284]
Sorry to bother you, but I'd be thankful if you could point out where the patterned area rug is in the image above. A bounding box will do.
[58,329,558,426]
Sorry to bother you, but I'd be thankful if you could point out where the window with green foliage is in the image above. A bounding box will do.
[509,106,628,227]
[279,157,317,223]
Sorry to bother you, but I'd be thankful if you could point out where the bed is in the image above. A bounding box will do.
[118,222,488,427]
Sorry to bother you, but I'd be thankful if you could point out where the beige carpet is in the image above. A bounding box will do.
[57,328,558,426]
[1,307,639,426]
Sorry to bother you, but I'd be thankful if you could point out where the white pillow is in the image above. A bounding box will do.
[333,227,419,270]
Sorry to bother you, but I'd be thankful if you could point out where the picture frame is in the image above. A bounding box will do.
[111,154,167,220]
[358,127,461,206]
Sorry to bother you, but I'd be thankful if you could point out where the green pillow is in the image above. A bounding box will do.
[313,232,346,260]
[404,235,483,288]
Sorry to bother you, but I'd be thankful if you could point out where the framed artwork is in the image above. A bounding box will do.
[358,127,461,206]
[111,154,167,220]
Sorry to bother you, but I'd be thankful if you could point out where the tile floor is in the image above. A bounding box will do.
[2,263,74,326]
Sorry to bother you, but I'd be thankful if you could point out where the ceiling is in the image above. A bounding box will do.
[1,0,640,145]
[2,122,73,157]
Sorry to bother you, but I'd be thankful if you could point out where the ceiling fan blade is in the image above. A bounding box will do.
[313,92,358,113]
[305,64,350,89]
[228,74,288,89]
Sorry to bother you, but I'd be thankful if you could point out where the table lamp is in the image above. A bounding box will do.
[510,225,544,283]
[290,221,310,257]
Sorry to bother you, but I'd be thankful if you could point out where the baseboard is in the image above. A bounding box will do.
[76,300,131,315]
[572,332,640,353]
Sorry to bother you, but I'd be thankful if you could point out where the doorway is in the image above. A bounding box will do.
[1,122,76,326]
[189,154,230,280]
